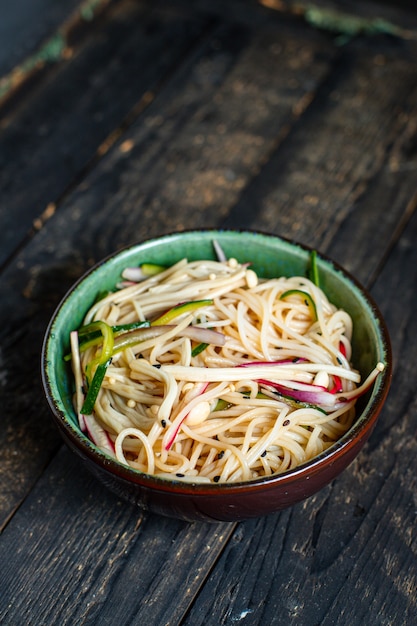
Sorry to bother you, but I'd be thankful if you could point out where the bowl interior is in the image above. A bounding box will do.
[43,230,390,480]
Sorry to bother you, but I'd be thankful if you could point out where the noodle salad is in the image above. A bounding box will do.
[68,247,384,484]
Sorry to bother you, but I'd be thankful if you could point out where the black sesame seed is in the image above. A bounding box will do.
[218,450,224,460]
[176,473,185,478]
[283,419,290,426]
[153,363,161,369]
[161,419,167,428]
[336,356,342,365]
[261,450,267,457]
[213,476,221,483]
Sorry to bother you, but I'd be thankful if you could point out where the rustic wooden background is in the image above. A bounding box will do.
[1,0,417,624]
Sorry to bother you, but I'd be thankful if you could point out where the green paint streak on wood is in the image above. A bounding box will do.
[0,34,66,100]
[0,0,111,103]
[81,0,107,21]
[24,34,66,69]
[304,6,414,43]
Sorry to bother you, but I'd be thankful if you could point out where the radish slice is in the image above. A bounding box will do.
[83,414,115,456]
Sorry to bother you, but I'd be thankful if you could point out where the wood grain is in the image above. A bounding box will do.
[223,37,417,279]
[0,0,209,268]
[0,0,335,544]
[182,204,417,624]
[0,446,235,625]
[0,0,80,78]
[1,0,417,624]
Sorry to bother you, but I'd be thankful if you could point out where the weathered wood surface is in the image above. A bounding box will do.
[1,0,417,624]
[0,0,209,268]
[0,0,80,79]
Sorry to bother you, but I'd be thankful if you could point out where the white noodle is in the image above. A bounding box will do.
[74,257,382,483]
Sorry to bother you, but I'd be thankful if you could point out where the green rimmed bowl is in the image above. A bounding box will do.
[41,230,391,522]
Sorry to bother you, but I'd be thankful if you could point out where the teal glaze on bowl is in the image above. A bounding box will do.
[42,230,392,522]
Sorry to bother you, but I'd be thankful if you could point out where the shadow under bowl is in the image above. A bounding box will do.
[41,230,391,522]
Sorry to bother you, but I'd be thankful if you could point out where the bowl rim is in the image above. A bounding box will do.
[41,228,392,495]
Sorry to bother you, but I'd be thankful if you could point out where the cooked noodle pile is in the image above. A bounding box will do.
[70,256,383,483]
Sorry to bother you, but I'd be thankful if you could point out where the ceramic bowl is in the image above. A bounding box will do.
[41,230,391,522]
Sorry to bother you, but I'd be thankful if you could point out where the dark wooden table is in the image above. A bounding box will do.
[1,0,417,623]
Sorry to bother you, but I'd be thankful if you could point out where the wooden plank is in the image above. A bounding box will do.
[1,4,417,625]
[0,0,277,269]
[259,0,417,35]
[181,206,417,626]
[0,0,81,79]
[0,446,235,625]
[320,207,417,626]
[221,35,417,287]
[0,10,339,624]
[0,7,336,532]
[0,0,210,529]
[0,0,209,268]
[11,16,336,265]
[183,462,417,625]
[178,37,417,626]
